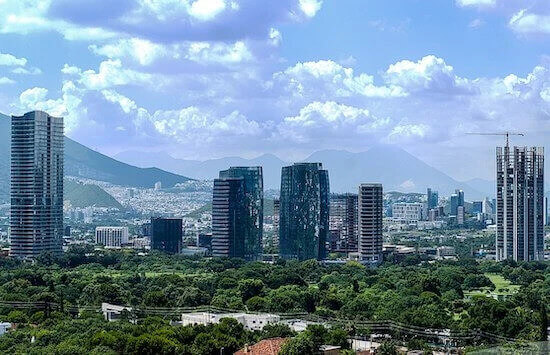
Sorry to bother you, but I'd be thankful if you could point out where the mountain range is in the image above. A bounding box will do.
[0,113,192,203]
[115,146,495,200]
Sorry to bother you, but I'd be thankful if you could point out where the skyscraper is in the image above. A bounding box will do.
[10,111,64,258]
[273,198,280,248]
[427,188,438,209]
[151,217,182,254]
[212,166,263,260]
[279,163,329,261]
[329,193,358,253]
[358,184,383,263]
[496,146,544,262]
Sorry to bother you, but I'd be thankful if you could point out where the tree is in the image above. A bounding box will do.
[278,333,315,355]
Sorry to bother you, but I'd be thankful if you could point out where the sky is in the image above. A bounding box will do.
[0,0,549,181]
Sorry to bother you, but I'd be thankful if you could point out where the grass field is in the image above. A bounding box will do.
[463,273,520,300]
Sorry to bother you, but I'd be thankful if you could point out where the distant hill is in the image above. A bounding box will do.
[115,146,490,199]
[65,180,123,209]
[0,113,193,202]
[115,151,286,189]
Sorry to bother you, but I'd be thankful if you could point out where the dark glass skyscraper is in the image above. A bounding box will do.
[10,111,64,258]
[217,167,263,260]
[279,163,329,261]
[427,188,438,209]
[496,146,544,261]
[151,217,182,254]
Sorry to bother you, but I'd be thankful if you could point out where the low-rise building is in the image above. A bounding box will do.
[101,303,135,323]
[392,203,425,223]
[95,227,129,248]
[180,312,280,331]
[0,323,11,336]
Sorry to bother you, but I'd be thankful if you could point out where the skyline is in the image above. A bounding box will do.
[0,0,549,182]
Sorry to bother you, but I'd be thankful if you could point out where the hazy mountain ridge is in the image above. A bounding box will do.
[116,146,490,200]
[0,113,192,203]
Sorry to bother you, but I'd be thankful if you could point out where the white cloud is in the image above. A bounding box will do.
[274,60,406,99]
[468,18,485,28]
[188,0,227,20]
[385,55,473,94]
[0,51,27,66]
[456,0,496,8]
[0,77,15,85]
[388,123,430,140]
[509,10,550,35]
[89,38,167,66]
[77,60,154,90]
[11,67,42,75]
[299,0,323,17]
[19,87,48,106]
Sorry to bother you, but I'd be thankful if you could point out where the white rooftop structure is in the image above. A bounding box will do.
[181,312,279,331]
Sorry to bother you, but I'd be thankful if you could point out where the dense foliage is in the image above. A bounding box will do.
[0,246,548,353]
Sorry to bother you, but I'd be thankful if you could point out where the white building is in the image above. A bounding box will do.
[101,303,135,323]
[180,312,279,331]
[95,227,129,248]
[0,323,11,336]
[392,203,424,222]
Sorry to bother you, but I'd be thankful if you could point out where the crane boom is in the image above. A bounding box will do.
[466,132,525,147]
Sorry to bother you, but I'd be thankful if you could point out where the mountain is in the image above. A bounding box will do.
[115,145,486,199]
[303,146,484,199]
[115,151,287,188]
[0,113,192,202]
[462,178,495,199]
[65,180,123,209]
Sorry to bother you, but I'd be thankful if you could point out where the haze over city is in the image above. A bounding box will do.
[1,0,549,182]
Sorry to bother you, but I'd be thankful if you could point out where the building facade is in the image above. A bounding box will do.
[329,193,358,253]
[391,202,424,222]
[10,111,64,258]
[218,167,263,260]
[211,177,246,258]
[358,184,383,263]
[496,146,544,262]
[95,227,129,248]
[279,163,329,261]
[151,218,182,254]
[427,188,438,210]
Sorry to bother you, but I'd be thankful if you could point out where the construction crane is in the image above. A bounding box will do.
[466,132,524,147]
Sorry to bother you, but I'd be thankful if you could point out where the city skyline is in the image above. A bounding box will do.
[0,1,549,182]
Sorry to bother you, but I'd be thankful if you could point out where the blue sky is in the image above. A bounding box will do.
[0,0,549,181]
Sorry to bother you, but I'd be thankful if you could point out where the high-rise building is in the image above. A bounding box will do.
[472,201,483,214]
[457,206,465,225]
[10,111,64,258]
[482,197,493,216]
[151,217,182,254]
[450,189,465,217]
[273,198,280,248]
[329,193,358,253]
[427,188,439,209]
[95,227,129,248]
[279,163,329,261]
[496,146,544,262]
[358,184,383,263]
[217,167,263,260]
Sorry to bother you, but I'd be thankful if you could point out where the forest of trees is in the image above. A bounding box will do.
[0,246,547,354]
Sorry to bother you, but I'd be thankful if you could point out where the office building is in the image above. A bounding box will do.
[358,184,383,263]
[217,167,263,260]
[457,206,465,225]
[95,227,129,248]
[273,198,280,248]
[482,197,493,216]
[329,193,358,252]
[279,163,329,261]
[211,177,246,258]
[496,146,544,262]
[151,217,182,254]
[427,188,439,209]
[392,202,424,222]
[472,201,483,214]
[10,111,64,258]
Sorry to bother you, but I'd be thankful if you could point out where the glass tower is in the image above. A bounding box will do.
[10,111,64,258]
[217,166,263,260]
[151,217,182,254]
[279,163,329,261]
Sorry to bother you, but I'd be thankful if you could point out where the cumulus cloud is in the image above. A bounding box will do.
[456,0,496,8]
[384,55,474,94]
[509,10,550,35]
[0,77,15,85]
[0,51,27,66]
